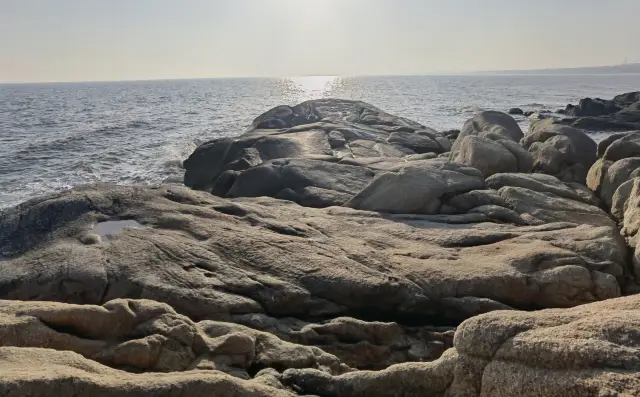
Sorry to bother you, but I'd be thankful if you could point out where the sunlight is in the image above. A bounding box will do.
[293,75,338,94]
[284,76,342,102]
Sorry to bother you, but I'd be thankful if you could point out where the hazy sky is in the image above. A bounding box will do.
[1,0,639,82]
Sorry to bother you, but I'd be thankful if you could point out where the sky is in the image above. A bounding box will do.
[1,0,639,83]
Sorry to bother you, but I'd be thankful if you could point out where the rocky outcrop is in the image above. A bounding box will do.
[452,135,533,177]
[0,184,629,327]
[4,97,640,396]
[449,111,532,177]
[559,91,640,131]
[183,99,452,204]
[283,295,640,397]
[521,119,597,184]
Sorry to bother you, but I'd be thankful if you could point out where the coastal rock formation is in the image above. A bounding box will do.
[559,91,640,131]
[283,295,640,397]
[183,99,451,202]
[0,183,628,326]
[521,119,597,184]
[448,111,532,177]
[4,97,640,395]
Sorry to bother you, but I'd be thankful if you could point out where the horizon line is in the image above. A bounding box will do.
[2,63,639,85]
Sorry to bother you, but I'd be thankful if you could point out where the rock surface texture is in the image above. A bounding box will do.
[2,98,640,396]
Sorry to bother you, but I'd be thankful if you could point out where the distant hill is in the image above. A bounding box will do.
[481,63,640,75]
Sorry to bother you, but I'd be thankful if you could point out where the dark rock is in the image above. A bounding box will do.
[508,108,524,115]
[557,92,640,131]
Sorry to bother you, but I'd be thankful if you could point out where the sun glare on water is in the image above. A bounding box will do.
[286,76,342,102]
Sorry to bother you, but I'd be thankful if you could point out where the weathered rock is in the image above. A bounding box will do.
[387,131,444,154]
[522,119,597,184]
[602,132,640,162]
[487,173,598,205]
[231,314,454,370]
[450,111,524,159]
[444,190,508,213]
[558,92,640,131]
[452,136,520,177]
[0,346,296,396]
[226,159,375,206]
[0,298,349,385]
[284,295,640,397]
[499,186,615,228]
[184,99,451,205]
[345,162,486,214]
[0,184,629,327]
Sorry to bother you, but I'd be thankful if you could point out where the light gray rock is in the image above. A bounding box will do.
[487,173,597,205]
[450,111,524,159]
[345,163,486,214]
[452,136,519,177]
[522,119,597,184]
[0,184,628,325]
[499,186,615,228]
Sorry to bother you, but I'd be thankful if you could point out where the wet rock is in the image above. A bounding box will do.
[508,108,524,115]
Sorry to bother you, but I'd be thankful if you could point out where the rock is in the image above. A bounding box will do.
[557,92,640,132]
[298,186,353,207]
[0,346,296,396]
[564,97,621,117]
[507,108,524,115]
[231,314,454,370]
[0,184,629,325]
[602,132,640,162]
[450,111,524,159]
[387,131,444,154]
[345,162,486,214]
[598,157,640,209]
[226,159,375,206]
[444,190,508,212]
[611,177,636,221]
[498,186,615,228]
[487,173,598,205]
[184,99,452,205]
[452,136,531,178]
[0,298,348,378]
[285,295,640,397]
[522,119,597,184]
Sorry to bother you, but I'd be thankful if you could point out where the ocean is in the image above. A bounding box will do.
[1,74,638,209]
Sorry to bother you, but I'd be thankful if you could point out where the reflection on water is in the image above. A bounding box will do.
[285,76,343,102]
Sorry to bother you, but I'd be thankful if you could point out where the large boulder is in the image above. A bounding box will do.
[0,184,629,327]
[284,295,640,397]
[521,119,597,184]
[450,111,524,159]
[587,132,640,209]
[452,135,533,177]
[184,99,452,203]
[345,162,486,214]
